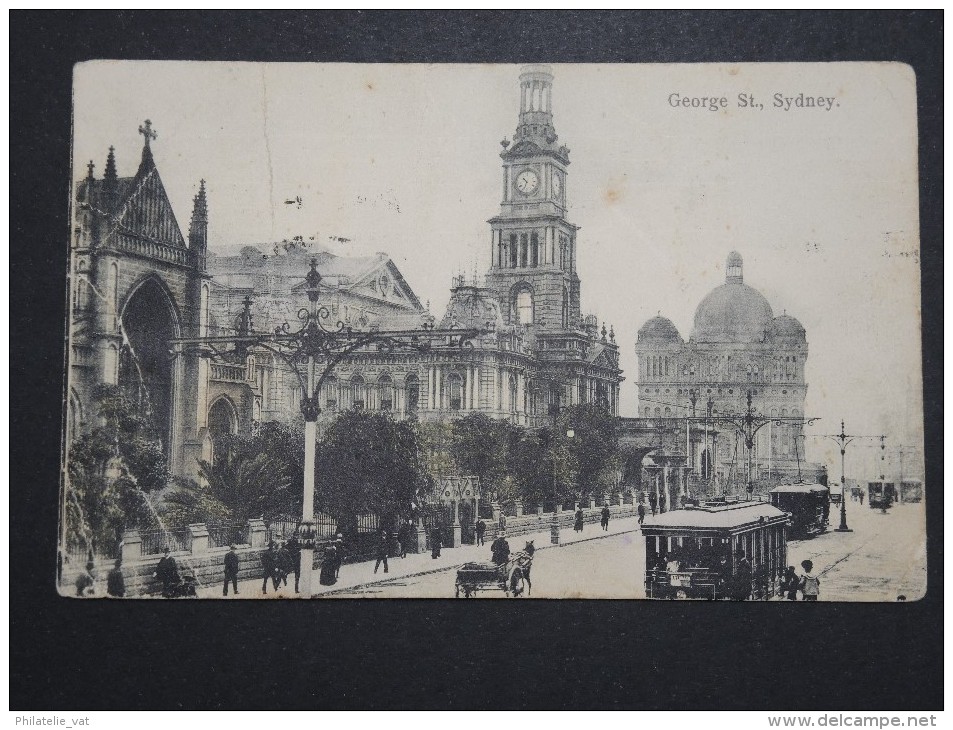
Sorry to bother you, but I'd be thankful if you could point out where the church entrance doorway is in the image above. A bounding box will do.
[120,278,179,458]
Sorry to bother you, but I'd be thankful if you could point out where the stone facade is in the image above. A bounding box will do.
[635,252,815,487]
[67,127,208,478]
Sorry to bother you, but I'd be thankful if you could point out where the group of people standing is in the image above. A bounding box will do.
[780,560,822,601]
[257,536,302,595]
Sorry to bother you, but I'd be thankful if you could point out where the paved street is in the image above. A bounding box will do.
[196,500,926,601]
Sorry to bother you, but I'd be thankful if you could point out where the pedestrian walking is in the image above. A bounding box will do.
[333,534,344,578]
[600,504,611,531]
[285,535,301,593]
[106,559,125,598]
[574,508,584,533]
[261,545,279,594]
[475,519,486,546]
[154,547,180,597]
[396,520,410,558]
[430,528,442,559]
[637,503,646,525]
[781,565,799,601]
[319,543,338,586]
[733,551,753,601]
[223,544,240,596]
[800,560,820,601]
[859,491,865,505]
[374,530,390,574]
[75,560,95,597]
[277,541,293,587]
[490,531,511,565]
[649,492,658,516]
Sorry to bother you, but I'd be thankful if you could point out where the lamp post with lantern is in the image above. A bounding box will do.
[171,259,487,596]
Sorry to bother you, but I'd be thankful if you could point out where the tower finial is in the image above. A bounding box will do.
[86,160,95,179]
[138,119,157,149]
[515,65,558,147]
[102,146,118,211]
[726,251,743,283]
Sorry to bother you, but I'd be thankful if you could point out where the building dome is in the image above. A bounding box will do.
[637,315,683,344]
[770,313,806,341]
[691,253,774,343]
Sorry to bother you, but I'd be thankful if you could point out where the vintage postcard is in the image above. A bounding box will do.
[60,62,924,601]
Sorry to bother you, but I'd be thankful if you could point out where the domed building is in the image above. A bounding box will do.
[636,252,817,493]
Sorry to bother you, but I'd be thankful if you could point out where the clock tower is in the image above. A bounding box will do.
[485,64,581,333]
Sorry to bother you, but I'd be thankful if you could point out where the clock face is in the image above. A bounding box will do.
[552,173,562,197]
[515,169,539,195]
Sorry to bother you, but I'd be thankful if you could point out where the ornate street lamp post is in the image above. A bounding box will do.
[824,421,855,532]
[709,390,819,501]
[173,259,487,596]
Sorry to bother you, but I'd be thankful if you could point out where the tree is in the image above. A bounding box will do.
[197,421,304,523]
[65,385,170,554]
[448,413,515,500]
[317,410,429,533]
[555,403,621,499]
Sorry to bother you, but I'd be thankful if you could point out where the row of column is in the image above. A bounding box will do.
[521,80,552,114]
[492,228,559,269]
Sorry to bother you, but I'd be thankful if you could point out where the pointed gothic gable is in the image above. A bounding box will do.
[113,166,186,248]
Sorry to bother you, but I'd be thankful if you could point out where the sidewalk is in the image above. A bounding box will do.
[197,514,644,599]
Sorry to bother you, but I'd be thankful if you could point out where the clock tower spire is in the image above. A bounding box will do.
[486,65,580,333]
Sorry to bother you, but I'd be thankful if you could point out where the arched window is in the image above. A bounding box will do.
[324,376,338,410]
[514,288,533,325]
[664,407,672,417]
[378,375,393,411]
[644,406,651,417]
[654,407,661,417]
[519,233,528,268]
[509,375,518,414]
[108,262,119,331]
[350,375,365,411]
[103,343,119,385]
[562,287,569,328]
[530,232,539,267]
[509,234,518,268]
[405,374,419,413]
[447,373,463,411]
[207,397,238,466]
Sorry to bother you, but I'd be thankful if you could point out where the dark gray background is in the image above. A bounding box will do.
[10,10,942,710]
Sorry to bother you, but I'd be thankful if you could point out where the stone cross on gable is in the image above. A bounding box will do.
[139,119,157,148]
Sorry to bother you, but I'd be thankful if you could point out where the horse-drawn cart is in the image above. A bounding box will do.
[455,551,533,598]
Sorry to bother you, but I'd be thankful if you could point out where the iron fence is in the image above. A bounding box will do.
[140,527,191,556]
[207,522,247,549]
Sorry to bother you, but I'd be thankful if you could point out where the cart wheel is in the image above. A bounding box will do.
[675,589,688,600]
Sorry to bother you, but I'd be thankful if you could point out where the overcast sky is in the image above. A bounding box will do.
[73,62,923,478]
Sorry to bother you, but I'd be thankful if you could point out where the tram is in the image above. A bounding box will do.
[867,481,897,509]
[642,501,790,600]
[900,480,923,503]
[769,483,830,538]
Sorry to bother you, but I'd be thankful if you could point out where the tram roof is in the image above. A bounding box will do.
[641,502,789,534]
[770,483,829,494]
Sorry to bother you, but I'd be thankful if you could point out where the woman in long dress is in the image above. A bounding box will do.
[319,544,338,586]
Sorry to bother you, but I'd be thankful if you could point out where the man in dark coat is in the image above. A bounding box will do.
[637,503,646,525]
[276,541,293,587]
[431,528,442,559]
[75,561,95,597]
[333,534,344,577]
[574,508,585,533]
[396,521,408,558]
[600,505,611,531]
[223,544,240,596]
[374,530,390,574]
[285,535,302,593]
[733,552,753,601]
[490,532,511,566]
[154,548,179,597]
[475,519,487,546]
[261,545,278,595]
[107,559,125,598]
[649,492,658,516]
